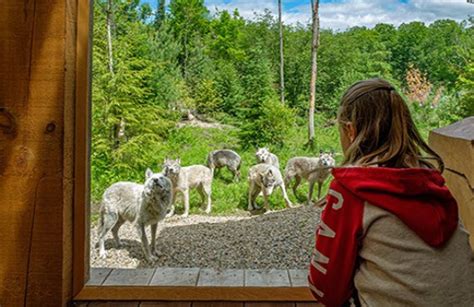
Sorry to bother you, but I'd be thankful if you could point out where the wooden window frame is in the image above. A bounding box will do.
[72,1,314,302]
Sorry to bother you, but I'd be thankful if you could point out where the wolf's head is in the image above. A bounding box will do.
[144,168,171,195]
[318,150,336,168]
[256,147,270,163]
[162,158,181,177]
[260,168,277,195]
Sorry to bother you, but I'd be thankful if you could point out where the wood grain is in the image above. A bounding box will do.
[0,0,77,305]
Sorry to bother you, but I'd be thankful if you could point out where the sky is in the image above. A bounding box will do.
[143,0,473,30]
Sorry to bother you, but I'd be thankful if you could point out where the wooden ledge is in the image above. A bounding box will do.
[74,268,314,301]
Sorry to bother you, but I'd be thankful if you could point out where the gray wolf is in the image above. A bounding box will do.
[162,158,213,217]
[256,147,280,168]
[248,163,293,211]
[97,169,172,262]
[284,151,335,204]
[207,149,241,181]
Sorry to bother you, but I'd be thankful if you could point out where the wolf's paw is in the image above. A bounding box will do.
[99,250,108,259]
[181,212,189,218]
[146,255,158,263]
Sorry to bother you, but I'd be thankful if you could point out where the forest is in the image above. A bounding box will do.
[91,0,474,215]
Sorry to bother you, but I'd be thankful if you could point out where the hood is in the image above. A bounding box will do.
[332,167,458,247]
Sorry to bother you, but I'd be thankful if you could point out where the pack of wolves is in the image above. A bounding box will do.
[97,148,335,260]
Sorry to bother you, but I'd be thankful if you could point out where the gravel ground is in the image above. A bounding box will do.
[90,205,321,269]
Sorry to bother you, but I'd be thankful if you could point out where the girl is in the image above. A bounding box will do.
[308,78,474,307]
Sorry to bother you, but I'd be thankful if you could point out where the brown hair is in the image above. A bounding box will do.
[337,78,444,171]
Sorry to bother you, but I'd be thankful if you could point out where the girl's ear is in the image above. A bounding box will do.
[345,122,356,143]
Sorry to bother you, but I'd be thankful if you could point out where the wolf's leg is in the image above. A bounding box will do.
[136,224,157,262]
[280,182,294,208]
[248,182,260,210]
[166,191,177,218]
[150,223,158,256]
[292,175,301,198]
[308,181,315,205]
[262,190,270,211]
[182,189,190,217]
[111,218,124,248]
[202,182,212,214]
[98,211,119,259]
[317,182,322,199]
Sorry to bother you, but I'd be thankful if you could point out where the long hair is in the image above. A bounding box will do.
[337,78,444,171]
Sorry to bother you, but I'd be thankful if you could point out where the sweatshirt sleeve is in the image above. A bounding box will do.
[308,179,364,307]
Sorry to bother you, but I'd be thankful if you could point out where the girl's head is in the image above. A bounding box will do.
[337,78,443,170]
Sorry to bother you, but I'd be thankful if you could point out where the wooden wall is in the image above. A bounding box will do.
[429,117,474,250]
[0,0,76,305]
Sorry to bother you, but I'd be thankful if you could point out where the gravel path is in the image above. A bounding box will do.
[90,205,321,269]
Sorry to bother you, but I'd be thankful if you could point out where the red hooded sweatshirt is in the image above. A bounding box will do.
[307,167,474,307]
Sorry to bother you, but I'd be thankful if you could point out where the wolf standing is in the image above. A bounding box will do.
[163,158,213,217]
[97,169,172,262]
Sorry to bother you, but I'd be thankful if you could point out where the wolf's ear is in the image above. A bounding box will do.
[164,157,169,163]
[145,168,153,179]
[176,158,181,164]
[319,149,323,155]
[330,149,335,157]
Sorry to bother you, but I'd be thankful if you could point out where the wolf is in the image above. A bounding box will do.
[255,147,280,168]
[162,158,213,217]
[97,169,172,262]
[207,149,241,181]
[284,151,336,204]
[248,163,293,211]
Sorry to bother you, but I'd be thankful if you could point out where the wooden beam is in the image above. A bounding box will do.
[0,0,78,305]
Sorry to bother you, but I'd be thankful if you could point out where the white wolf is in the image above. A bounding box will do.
[248,163,293,211]
[284,151,336,204]
[97,169,172,262]
[256,147,280,169]
[162,158,213,217]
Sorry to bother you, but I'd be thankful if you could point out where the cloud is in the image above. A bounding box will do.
[204,0,474,30]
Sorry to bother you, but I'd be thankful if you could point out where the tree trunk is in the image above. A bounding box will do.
[155,0,166,29]
[308,0,320,148]
[106,0,123,149]
[279,0,285,104]
[106,0,114,76]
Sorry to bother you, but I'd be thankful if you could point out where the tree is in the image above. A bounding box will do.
[308,0,320,148]
[278,0,285,104]
[155,0,166,29]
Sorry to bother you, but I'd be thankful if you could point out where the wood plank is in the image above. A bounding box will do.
[73,0,92,296]
[245,270,291,287]
[88,268,112,286]
[288,269,308,287]
[245,303,294,307]
[74,286,314,301]
[140,302,191,307]
[87,303,140,307]
[193,302,244,307]
[150,268,200,286]
[197,269,244,287]
[103,269,155,286]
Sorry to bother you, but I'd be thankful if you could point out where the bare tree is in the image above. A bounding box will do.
[308,0,320,148]
[106,0,114,75]
[106,0,125,149]
[278,0,285,104]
